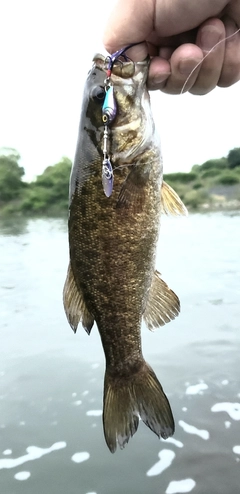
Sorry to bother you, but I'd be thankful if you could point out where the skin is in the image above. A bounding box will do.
[103,0,240,94]
[64,58,178,451]
[68,60,162,373]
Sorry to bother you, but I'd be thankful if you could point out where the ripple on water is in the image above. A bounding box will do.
[211,402,240,420]
[164,438,184,448]
[14,471,31,481]
[3,450,12,455]
[72,400,82,406]
[178,420,209,440]
[86,410,102,417]
[0,442,66,469]
[233,446,240,455]
[82,390,89,396]
[165,479,196,493]
[146,450,175,477]
[225,421,231,429]
[185,382,208,395]
[71,452,90,463]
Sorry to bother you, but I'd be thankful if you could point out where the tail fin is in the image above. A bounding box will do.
[103,361,174,453]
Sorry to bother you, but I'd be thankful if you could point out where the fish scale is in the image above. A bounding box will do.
[63,51,187,452]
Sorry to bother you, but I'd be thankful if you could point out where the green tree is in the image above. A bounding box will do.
[200,158,228,172]
[22,157,72,213]
[227,148,240,169]
[216,172,240,185]
[191,164,200,173]
[0,148,25,201]
[164,172,197,183]
[35,156,71,195]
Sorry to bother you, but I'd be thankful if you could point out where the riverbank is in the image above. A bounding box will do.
[1,189,240,217]
[1,147,240,215]
[180,184,240,212]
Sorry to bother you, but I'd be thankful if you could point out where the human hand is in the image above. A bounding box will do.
[103,0,240,94]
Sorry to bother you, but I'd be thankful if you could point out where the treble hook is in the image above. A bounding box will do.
[106,42,143,74]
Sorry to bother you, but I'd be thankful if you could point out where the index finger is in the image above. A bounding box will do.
[103,0,153,58]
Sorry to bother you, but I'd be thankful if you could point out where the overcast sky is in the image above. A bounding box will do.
[1,0,239,180]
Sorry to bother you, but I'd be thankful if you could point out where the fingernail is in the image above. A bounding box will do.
[147,73,171,90]
[152,73,171,84]
[200,26,221,51]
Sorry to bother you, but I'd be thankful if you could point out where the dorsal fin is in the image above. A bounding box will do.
[63,263,94,334]
[161,181,188,216]
[143,270,180,331]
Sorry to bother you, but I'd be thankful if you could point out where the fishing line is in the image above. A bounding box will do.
[180,27,240,94]
[101,43,143,197]
[113,162,136,172]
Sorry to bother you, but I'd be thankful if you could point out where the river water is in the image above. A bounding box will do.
[0,212,240,494]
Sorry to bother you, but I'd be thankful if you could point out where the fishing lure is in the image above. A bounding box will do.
[101,43,141,197]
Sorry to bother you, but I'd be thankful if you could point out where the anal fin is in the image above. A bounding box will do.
[143,270,180,330]
[161,181,188,216]
[63,263,94,334]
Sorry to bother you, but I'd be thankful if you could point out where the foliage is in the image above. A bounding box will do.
[227,148,240,169]
[192,181,202,189]
[21,157,71,214]
[163,149,240,210]
[0,148,25,201]
[183,189,208,209]
[201,169,219,179]
[216,172,240,186]
[35,157,71,190]
[191,164,200,172]
[199,158,228,172]
[164,172,197,183]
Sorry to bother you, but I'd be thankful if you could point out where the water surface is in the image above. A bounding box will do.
[0,213,239,494]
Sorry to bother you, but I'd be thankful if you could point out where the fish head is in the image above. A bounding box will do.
[84,53,150,128]
[71,53,156,198]
[90,53,154,163]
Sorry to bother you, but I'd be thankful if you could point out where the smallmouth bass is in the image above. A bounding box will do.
[63,52,187,453]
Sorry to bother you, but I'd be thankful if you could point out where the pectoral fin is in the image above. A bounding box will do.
[116,167,149,211]
[143,270,180,330]
[63,263,94,334]
[161,181,188,216]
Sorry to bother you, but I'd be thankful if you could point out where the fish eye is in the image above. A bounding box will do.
[92,86,105,102]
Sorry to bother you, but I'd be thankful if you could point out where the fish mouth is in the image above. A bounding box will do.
[92,53,149,79]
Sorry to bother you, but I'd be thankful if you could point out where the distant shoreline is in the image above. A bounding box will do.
[1,197,240,219]
[1,147,240,215]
